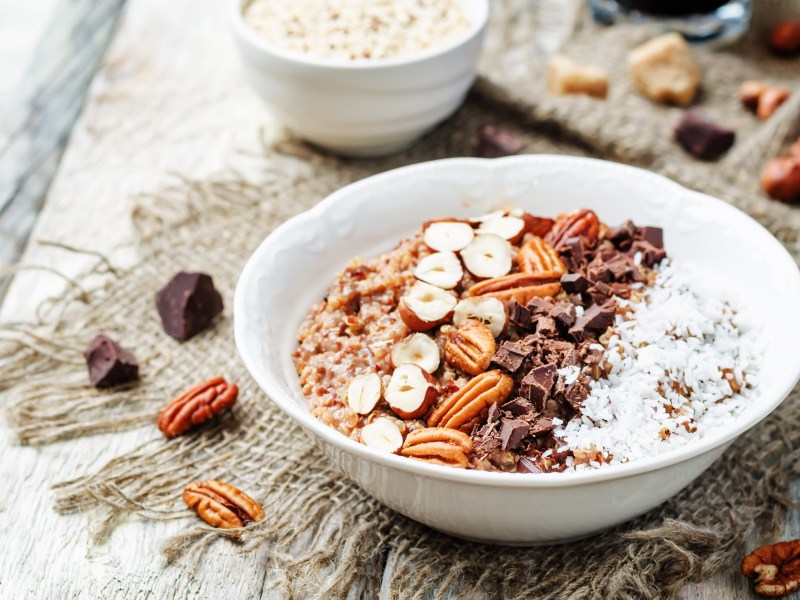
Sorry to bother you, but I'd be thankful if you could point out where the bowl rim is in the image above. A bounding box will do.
[229,0,490,70]
[234,155,800,488]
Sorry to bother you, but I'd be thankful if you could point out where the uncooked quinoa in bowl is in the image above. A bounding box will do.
[293,207,760,473]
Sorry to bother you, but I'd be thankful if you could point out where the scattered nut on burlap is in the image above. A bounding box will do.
[2,2,800,598]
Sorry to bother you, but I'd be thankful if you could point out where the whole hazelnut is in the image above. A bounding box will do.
[757,87,790,120]
[762,156,800,203]
[738,80,766,112]
[770,21,800,54]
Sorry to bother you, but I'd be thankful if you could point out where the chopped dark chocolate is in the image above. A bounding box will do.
[559,348,581,367]
[84,334,140,388]
[629,240,667,268]
[526,297,554,317]
[580,343,604,367]
[605,254,636,280]
[528,417,556,437]
[585,281,612,305]
[509,301,533,329]
[638,226,664,249]
[156,272,224,341]
[587,260,613,284]
[476,124,525,159]
[500,418,529,450]
[582,301,616,330]
[501,397,534,417]
[608,220,637,250]
[521,363,557,405]
[542,339,575,365]
[492,340,533,372]
[549,303,576,328]
[534,316,558,338]
[565,371,592,409]
[559,237,586,271]
[561,273,591,294]
[674,110,735,161]
[567,319,587,342]
[487,402,502,424]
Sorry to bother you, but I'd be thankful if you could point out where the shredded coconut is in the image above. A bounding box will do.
[244,0,471,61]
[555,259,760,468]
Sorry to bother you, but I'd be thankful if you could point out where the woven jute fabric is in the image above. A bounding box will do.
[3,2,800,598]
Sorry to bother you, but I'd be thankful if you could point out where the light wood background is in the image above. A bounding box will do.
[0,0,793,597]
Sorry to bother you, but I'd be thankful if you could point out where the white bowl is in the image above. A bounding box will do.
[234,156,800,544]
[229,0,489,157]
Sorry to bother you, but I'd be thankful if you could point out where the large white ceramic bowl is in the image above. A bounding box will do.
[229,0,489,157]
[234,156,800,544]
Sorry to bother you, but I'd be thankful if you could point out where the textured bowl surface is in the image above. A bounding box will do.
[229,0,489,156]
[234,156,800,544]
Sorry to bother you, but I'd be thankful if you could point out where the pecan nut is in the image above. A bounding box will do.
[544,209,601,249]
[157,377,238,437]
[468,272,561,305]
[183,480,265,529]
[444,319,496,376]
[517,235,566,276]
[521,213,555,237]
[427,370,514,430]
[399,427,473,468]
[742,540,800,597]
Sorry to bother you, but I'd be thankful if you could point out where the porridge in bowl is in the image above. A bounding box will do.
[293,208,759,473]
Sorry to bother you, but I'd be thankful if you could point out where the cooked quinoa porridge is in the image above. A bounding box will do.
[293,208,760,472]
[243,0,471,61]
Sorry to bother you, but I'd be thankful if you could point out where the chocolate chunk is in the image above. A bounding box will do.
[585,281,612,305]
[610,282,633,298]
[521,363,557,405]
[565,372,592,409]
[509,301,533,329]
[492,340,533,373]
[674,110,735,161]
[608,220,637,250]
[549,303,576,328]
[526,297,555,317]
[568,319,587,342]
[580,343,604,367]
[501,397,534,417]
[638,226,664,249]
[560,348,581,367]
[605,254,636,281]
[535,316,558,338]
[528,417,555,437]
[542,339,575,366]
[561,273,591,294]
[156,272,224,341]
[500,418,529,450]
[84,334,140,388]
[487,402,502,424]
[559,237,586,271]
[582,301,616,330]
[629,240,667,268]
[476,124,525,159]
[587,261,613,284]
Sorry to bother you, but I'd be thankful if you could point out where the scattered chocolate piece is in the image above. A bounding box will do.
[521,364,557,405]
[608,220,637,250]
[534,316,558,338]
[156,272,224,341]
[501,397,534,417]
[604,254,636,280]
[487,402,502,424]
[561,273,591,294]
[526,297,555,317]
[84,334,140,388]
[492,340,533,372]
[674,110,735,161]
[500,418,529,450]
[528,417,555,437]
[559,237,586,271]
[476,124,525,159]
[567,320,586,343]
[509,301,533,329]
[559,348,581,367]
[580,344,604,368]
[585,281,613,305]
[587,260,613,283]
[565,372,592,409]
[629,240,667,268]
[638,226,664,249]
[582,301,616,331]
[549,303,576,328]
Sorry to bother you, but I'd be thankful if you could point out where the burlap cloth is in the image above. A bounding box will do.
[3,2,800,598]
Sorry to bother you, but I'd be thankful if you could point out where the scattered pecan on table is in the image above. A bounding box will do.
[157,377,238,437]
[183,480,265,529]
[741,539,800,597]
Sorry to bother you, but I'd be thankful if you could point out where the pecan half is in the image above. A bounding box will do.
[467,272,561,305]
[157,377,238,437]
[545,209,601,249]
[399,427,473,468]
[521,213,555,237]
[742,540,800,597]
[517,235,566,276]
[428,370,514,430]
[183,480,265,529]
[445,319,496,376]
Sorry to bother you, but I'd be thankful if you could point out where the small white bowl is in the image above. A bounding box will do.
[234,156,800,544]
[229,0,489,157]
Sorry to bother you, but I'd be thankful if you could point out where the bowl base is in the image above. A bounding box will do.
[303,134,425,158]
[429,526,603,547]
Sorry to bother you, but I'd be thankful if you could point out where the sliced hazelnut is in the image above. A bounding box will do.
[476,215,526,244]
[360,417,404,453]
[468,209,507,224]
[398,281,457,331]
[460,234,512,279]
[423,221,474,252]
[453,296,508,338]
[346,372,382,415]
[385,364,438,419]
[413,251,463,290]
[390,333,441,374]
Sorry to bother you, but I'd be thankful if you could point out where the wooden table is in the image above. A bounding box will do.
[0,0,793,597]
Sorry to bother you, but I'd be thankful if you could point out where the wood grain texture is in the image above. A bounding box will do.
[0,0,794,598]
